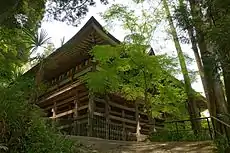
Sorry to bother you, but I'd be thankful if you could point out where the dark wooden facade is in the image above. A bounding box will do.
[27,17,206,141]
[28,17,162,141]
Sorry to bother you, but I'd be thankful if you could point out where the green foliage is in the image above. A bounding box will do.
[150,129,211,142]
[214,136,230,153]
[205,0,230,67]
[0,0,46,29]
[102,3,163,44]
[23,28,51,54]
[0,27,31,84]
[83,44,186,118]
[0,77,79,153]
[46,0,108,25]
[150,119,213,142]
[81,1,189,118]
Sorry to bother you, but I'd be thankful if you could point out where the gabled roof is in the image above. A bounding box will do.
[26,16,120,80]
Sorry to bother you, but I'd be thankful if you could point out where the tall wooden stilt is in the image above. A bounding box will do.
[105,95,110,139]
[122,109,126,140]
[51,102,57,127]
[87,60,96,137]
[88,92,95,137]
[73,90,79,135]
[135,102,141,141]
[148,117,156,134]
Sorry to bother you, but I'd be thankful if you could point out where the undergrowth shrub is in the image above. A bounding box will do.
[149,129,211,142]
[0,77,86,153]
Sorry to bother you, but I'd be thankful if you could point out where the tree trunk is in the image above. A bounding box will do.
[178,0,211,105]
[188,0,228,134]
[163,0,201,133]
[186,26,209,101]
[223,67,230,114]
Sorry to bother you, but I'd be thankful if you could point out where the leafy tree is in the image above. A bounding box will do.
[102,3,163,44]
[0,28,30,84]
[1,0,109,26]
[173,0,210,102]
[162,0,201,133]
[0,0,46,84]
[205,0,230,114]
[46,0,109,25]
[83,4,187,119]
[84,44,187,118]
[0,0,46,29]
[0,77,81,153]
[164,0,230,138]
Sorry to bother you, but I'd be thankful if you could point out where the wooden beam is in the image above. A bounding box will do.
[109,114,136,125]
[39,81,81,104]
[74,114,88,121]
[44,91,88,111]
[95,107,105,113]
[44,96,75,111]
[49,104,89,119]
[94,97,147,115]
[108,101,135,112]
[73,65,92,79]
[110,110,122,116]
[50,109,74,119]
[93,112,104,117]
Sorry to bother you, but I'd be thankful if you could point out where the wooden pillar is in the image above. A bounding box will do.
[135,102,141,141]
[88,92,95,137]
[73,91,79,135]
[51,102,57,127]
[105,95,110,139]
[52,102,57,118]
[149,117,156,134]
[122,109,126,140]
[87,60,96,137]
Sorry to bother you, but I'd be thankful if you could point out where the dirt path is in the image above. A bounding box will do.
[68,136,216,153]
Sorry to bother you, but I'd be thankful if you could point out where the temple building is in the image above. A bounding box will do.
[26,17,207,141]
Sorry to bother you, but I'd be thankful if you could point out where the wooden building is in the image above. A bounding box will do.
[26,17,206,141]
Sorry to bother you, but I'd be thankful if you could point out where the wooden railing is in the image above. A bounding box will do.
[150,116,230,152]
[56,116,135,141]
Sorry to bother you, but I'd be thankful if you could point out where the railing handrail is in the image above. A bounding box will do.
[164,117,209,123]
[210,115,230,128]
[165,116,230,128]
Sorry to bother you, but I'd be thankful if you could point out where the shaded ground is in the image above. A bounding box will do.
[68,135,216,153]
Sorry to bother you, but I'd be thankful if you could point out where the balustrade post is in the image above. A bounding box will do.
[207,118,213,140]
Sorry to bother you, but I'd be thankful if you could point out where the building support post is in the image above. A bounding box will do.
[88,92,95,137]
[122,109,126,141]
[135,102,141,141]
[149,117,156,134]
[51,102,57,128]
[105,95,110,139]
[73,90,79,135]
[87,60,96,137]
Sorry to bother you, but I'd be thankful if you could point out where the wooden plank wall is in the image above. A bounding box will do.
[38,58,159,141]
